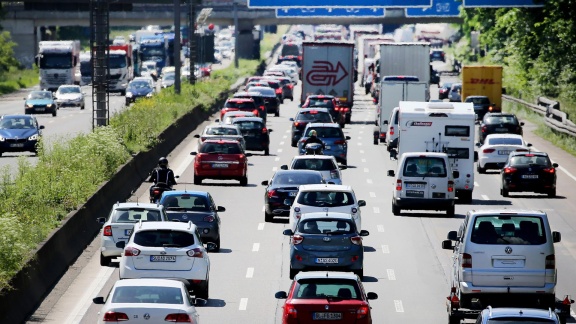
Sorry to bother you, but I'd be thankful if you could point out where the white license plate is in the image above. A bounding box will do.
[10,143,24,148]
[150,255,176,262]
[324,145,331,150]
[522,174,538,179]
[406,183,425,189]
[212,163,228,168]
[316,258,338,264]
[288,192,297,197]
[313,312,342,320]
[498,150,511,155]
[124,229,132,236]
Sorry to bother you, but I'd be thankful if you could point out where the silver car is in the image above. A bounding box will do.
[476,307,561,324]
[54,85,85,109]
[283,155,344,185]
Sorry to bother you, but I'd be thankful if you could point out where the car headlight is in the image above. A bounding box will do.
[26,104,33,108]
[46,104,53,108]
[28,134,39,141]
[146,92,153,97]
[126,92,133,98]
[0,136,4,142]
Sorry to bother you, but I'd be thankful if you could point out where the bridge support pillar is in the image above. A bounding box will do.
[3,19,36,68]
[235,20,260,60]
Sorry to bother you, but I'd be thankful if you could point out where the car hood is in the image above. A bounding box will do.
[56,93,82,100]
[26,99,55,105]
[0,128,38,139]
[128,88,153,95]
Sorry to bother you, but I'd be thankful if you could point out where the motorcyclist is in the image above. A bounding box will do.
[148,157,177,198]
[303,130,325,150]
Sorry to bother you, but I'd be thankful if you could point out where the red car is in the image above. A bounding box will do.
[191,139,250,186]
[275,271,378,324]
[220,98,260,120]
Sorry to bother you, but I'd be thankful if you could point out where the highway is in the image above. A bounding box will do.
[27,61,576,323]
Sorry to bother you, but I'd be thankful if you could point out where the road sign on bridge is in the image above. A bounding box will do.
[276,8,385,18]
[406,0,461,17]
[248,0,431,9]
[462,0,544,7]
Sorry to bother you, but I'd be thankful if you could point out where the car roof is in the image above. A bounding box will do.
[295,271,358,280]
[202,138,241,144]
[274,169,324,176]
[482,307,557,320]
[292,155,336,160]
[135,221,197,231]
[307,95,335,99]
[485,133,524,139]
[299,212,355,221]
[298,108,330,113]
[112,202,164,210]
[232,117,264,123]
[298,184,352,191]
[58,85,80,88]
[468,209,547,217]
[162,190,209,197]
[305,123,341,128]
[234,91,263,97]
[114,278,185,288]
[223,111,255,116]
[227,98,254,103]
[207,123,239,129]
[2,114,34,119]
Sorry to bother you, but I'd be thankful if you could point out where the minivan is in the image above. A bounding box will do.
[385,107,399,152]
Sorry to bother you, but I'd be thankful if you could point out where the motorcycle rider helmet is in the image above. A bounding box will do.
[308,130,317,137]
[158,157,169,168]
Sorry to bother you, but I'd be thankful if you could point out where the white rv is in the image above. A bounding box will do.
[397,101,476,203]
[38,40,81,91]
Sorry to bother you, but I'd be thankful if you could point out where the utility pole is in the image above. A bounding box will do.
[174,0,181,94]
[233,1,239,68]
[90,0,109,128]
[188,0,197,85]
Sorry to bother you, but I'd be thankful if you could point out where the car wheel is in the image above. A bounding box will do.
[446,205,455,217]
[240,176,248,186]
[0,151,3,157]
[289,268,298,280]
[197,279,209,300]
[100,253,111,267]
[81,105,85,110]
[264,148,269,156]
[548,188,556,198]
[265,211,273,222]
[290,97,294,102]
[214,237,221,252]
[339,121,345,128]
[52,109,57,117]
[125,100,130,106]
[291,140,297,147]
[120,90,126,96]
[354,269,364,280]
[345,115,351,123]
[448,314,461,324]
[275,110,279,117]
[477,163,486,174]
[373,138,378,145]
[392,202,400,216]
[194,176,202,185]
[501,186,509,197]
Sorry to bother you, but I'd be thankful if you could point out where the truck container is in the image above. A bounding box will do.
[461,65,503,112]
[79,51,91,86]
[38,40,81,91]
[301,41,355,122]
[379,42,431,84]
[357,35,394,86]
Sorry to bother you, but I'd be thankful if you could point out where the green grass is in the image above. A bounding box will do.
[0,67,39,95]
[261,25,289,57]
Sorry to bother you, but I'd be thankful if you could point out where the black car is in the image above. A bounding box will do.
[465,95,493,120]
[248,86,280,117]
[479,113,524,143]
[430,49,446,62]
[438,82,453,100]
[261,170,325,222]
[0,114,44,156]
[301,95,342,125]
[125,79,154,105]
[289,108,334,147]
[500,151,558,198]
[232,117,272,155]
[233,91,267,123]
[265,76,294,102]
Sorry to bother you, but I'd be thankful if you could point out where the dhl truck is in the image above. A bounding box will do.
[461,65,503,113]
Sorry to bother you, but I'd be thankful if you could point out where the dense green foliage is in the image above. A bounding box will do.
[0,31,38,95]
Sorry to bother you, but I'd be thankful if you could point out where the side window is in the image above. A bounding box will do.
[195,229,204,245]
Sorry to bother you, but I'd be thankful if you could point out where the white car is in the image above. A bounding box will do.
[112,36,126,45]
[385,107,399,152]
[476,134,531,173]
[98,202,168,266]
[118,221,211,299]
[282,155,344,185]
[221,111,256,125]
[279,60,300,74]
[54,85,85,109]
[133,76,156,91]
[269,65,299,84]
[288,184,366,232]
[193,123,246,150]
[140,60,158,80]
[93,278,200,324]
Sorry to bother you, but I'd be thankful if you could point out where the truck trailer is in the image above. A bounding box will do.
[461,65,503,112]
[38,40,81,91]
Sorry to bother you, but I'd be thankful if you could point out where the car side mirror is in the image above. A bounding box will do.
[280,165,288,170]
[358,200,366,207]
[97,217,106,225]
[283,229,293,236]
[475,142,481,148]
[275,291,288,299]
[217,206,225,212]
[383,120,389,125]
[520,122,525,126]
[447,231,458,241]
[360,230,369,237]
[190,152,197,155]
[442,240,453,250]
[116,241,126,249]
[283,198,293,206]
[367,292,378,300]
[553,231,561,243]
[215,119,220,123]
[194,134,200,138]
[39,125,45,130]
[289,118,294,121]
[474,151,478,162]
[268,129,273,132]
[552,163,559,168]
[261,180,269,186]
[526,143,532,147]
[387,170,395,177]
[453,171,460,179]
[345,136,351,140]
[92,296,105,304]
[339,165,347,170]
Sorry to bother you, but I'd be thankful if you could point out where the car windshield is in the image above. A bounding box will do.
[59,87,80,94]
[298,219,355,234]
[297,111,332,122]
[292,158,337,171]
[29,92,52,100]
[111,286,184,304]
[272,173,322,185]
[488,137,523,146]
[206,127,239,135]
[199,142,242,154]
[294,279,361,300]
[307,99,334,109]
[0,117,36,129]
[306,127,344,139]
[485,116,519,125]
[162,194,210,212]
[297,191,354,207]
[111,208,162,223]
[134,230,195,247]
[467,97,490,104]
[129,81,151,89]
[509,155,551,167]
[470,216,546,245]
[486,319,556,323]
[163,74,175,81]
[403,157,447,177]
[234,121,263,130]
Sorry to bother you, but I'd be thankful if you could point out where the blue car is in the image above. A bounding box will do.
[298,123,350,165]
[24,90,57,117]
[125,79,154,106]
[0,115,44,156]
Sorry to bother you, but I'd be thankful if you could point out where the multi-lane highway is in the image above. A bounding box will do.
[27,61,576,323]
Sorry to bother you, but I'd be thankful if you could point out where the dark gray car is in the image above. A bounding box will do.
[465,95,492,120]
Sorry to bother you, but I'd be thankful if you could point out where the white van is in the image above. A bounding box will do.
[442,209,561,320]
[387,152,457,216]
[385,107,399,152]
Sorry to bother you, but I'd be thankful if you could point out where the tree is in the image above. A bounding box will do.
[0,31,18,74]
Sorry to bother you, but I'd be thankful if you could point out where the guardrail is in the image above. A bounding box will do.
[502,95,576,137]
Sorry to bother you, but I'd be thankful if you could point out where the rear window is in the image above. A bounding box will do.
[292,158,337,171]
[225,101,256,109]
[112,208,163,223]
[509,155,551,167]
[403,157,447,177]
[266,82,280,89]
[162,194,210,212]
[296,111,333,123]
[206,127,239,135]
[485,116,519,125]
[134,230,195,247]
[298,219,355,234]
[486,318,556,323]
[488,137,523,146]
[306,127,343,139]
[382,76,419,82]
[234,120,263,130]
[466,97,490,104]
[294,279,361,300]
[281,44,300,56]
[470,215,546,245]
[307,99,334,109]
[297,191,354,207]
[272,173,323,185]
[112,286,184,304]
[199,142,242,154]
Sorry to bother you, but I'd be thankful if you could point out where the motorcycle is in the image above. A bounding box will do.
[304,142,324,155]
[149,182,173,203]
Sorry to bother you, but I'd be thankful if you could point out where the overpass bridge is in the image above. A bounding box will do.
[2,1,462,67]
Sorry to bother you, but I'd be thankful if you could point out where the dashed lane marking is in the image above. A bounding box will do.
[360,150,365,154]
[369,192,376,198]
[280,141,285,145]
[272,167,278,171]
[377,225,385,232]
[381,245,390,254]
[366,179,373,184]
[239,298,248,310]
[387,269,396,280]
[246,268,254,278]
[474,182,479,187]
[252,243,260,252]
[364,168,369,173]
[373,207,380,214]
[394,300,404,312]
[277,149,283,153]
[257,223,265,231]
[361,159,366,163]
[282,135,287,139]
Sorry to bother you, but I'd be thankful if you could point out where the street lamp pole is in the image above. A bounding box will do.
[174,0,181,94]
[233,1,239,69]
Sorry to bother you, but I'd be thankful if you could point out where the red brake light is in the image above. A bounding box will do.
[284,303,298,318]
[483,148,495,153]
[165,313,192,322]
[293,122,300,127]
[356,305,369,319]
[448,180,454,192]
[187,248,203,258]
[103,311,129,321]
[396,179,402,191]
[262,127,268,134]
[275,89,282,94]
[462,253,472,268]
[350,236,362,245]
[481,126,487,133]
[103,225,112,236]
[124,247,140,256]
[203,215,214,222]
[543,167,555,174]
[292,235,303,245]
[267,189,278,199]
[334,140,346,145]
[252,109,259,116]
[546,254,555,269]
[504,167,517,174]
[389,126,394,136]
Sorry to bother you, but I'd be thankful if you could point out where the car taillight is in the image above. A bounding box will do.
[260,105,265,110]
[330,170,340,179]
[462,253,472,268]
[481,126,487,133]
[448,180,454,192]
[293,122,300,127]
[275,88,282,94]
[187,248,203,258]
[201,136,207,142]
[153,188,161,195]
[292,235,303,245]
[165,313,192,322]
[488,105,494,111]
[389,126,394,136]
[543,167,556,174]
[503,167,517,174]
[396,179,402,191]
[483,148,495,153]
[350,236,362,245]
[124,247,140,256]
[203,215,214,222]
[103,311,129,321]
[546,254,555,269]
[103,225,112,236]
[289,84,294,89]
[262,127,268,134]
[285,303,298,319]
[298,56,302,61]
[267,189,278,198]
[334,140,346,145]
[356,305,369,319]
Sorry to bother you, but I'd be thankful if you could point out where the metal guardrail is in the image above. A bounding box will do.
[502,94,576,137]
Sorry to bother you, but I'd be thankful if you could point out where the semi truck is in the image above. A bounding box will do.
[357,35,394,86]
[397,101,476,203]
[301,41,355,122]
[461,65,503,111]
[79,51,91,86]
[108,44,133,95]
[135,30,167,75]
[38,40,81,91]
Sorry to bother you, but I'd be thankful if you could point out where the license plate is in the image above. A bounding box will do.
[316,258,338,264]
[35,108,45,111]
[212,163,228,168]
[324,145,331,150]
[522,174,538,179]
[124,229,132,236]
[495,127,508,132]
[313,312,342,320]
[150,255,176,262]
[288,192,297,197]
[406,190,424,197]
[406,183,425,189]
[498,150,511,155]
[10,143,24,148]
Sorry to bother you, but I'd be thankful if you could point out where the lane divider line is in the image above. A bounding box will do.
[257,223,265,231]
[369,192,376,198]
[373,207,380,214]
[277,149,283,153]
[272,167,278,171]
[275,157,280,161]
[361,159,366,163]
[381,245,390,254]
[280,141,285,145]
[387,269,396,281]
[239,298,248,311]
[474,181,480,187]
[246,268,254,278]
[377,225,385,232]
[364,168,369,173]
[394,300,404,312]
[252,243,260,252]
[360,150,365,154]
[366,179,373,184]
[531,145,576,182]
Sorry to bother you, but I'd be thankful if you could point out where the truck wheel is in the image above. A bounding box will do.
[477,163,486,174]
[448,314,461,324]
[446,205,455,217]
[392,202,400,216]
[264,148,269,156]
[275,110,279,117]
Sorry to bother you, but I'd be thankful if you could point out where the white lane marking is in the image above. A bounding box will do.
[373,207,380,214]
[364,168,369,173]
[381,245,390,254]
[361,159,366,163]
[272,167,278,171]
[239,298,248,310]
[387,269,396,280]
[277,149,283,153]
[285,129,290,133]
[262,205,265,212]
[280,141,285,145]
[482,195,489,200]
[65,263,114,323]
[366,179,373,184]
[246,268,254,278]
[275,157,280,161]
[257,223,265,231]
[369,192,376,198]
[377,225,385,232]
[359,131,364,134]
[394,300,404,312]
[252,243,260,252]
[360,150,365,154]
[474,181,480,187]
[361,126,365,129]
[282,135,287,139]
[357,142,363,146]
[358,137,362,140]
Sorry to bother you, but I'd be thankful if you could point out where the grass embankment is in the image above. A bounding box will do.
[0,26,288,290]
[0,67,39,95]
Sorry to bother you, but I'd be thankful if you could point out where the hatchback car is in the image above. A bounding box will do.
[479,113,524,144]
[475,306,561,324]
[232,116,271,155]
[24,90,57,116]
[448,83,462,102]
[125,79,155,105]
[93,278,200,324]
[264,76,294,101]
[161,72,175,88]
[159,191,225,251]
[501,151,558,197]
[438,82,453,100]
[465,95,495,120]
[283,212,369,279]
[219,98,260,120]
[476,134,531,173]
[191,139,250,186]
[232,91,267,123]
[290,108,334,147]
[97,202,168,266]
[54,85,85,109]
[430,49,446,62]
[247,86,280,117]
[0,115,44,156]
[298,123,351,165]
[283,155,344,185]
[221,111,256,125]
[262,170,325,222]
[117,221,211,299]
[301,95,344,126]
[193,123,245,151]
[275,271,378,323]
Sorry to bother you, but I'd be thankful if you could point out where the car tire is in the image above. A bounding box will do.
[373,138,378,145]
[448,314,461,324]
[0,151,3,157]
[446,205,455,217]
[120,90,126,96]
[392,202,400,216]
[290,97,294,102]
[501,187,509,197]
[345,115,351,124]
[214,237,221,252]
[339,121,345,128]
[52,109,57,117]
[289,268,298,280]
[548,188,556,198]
[265,211,273,222]
[291,140,297,147]
[264,148,269,156]
[275,110,279,117]
[81,105,85,110]
[354,269,364,280]
[240,176,248,186]
[477,163,486,174]
[100,253,111,267]
[197,279,209,300]
[194,176,202,185]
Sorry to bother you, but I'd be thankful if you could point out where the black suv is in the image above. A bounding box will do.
[430,49,446,62]
[479,113,524,144]
[232,116,272,155]
[501,151,558,197]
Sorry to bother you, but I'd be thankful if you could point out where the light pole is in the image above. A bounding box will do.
[174,0,181,94]
[233,1,239,68]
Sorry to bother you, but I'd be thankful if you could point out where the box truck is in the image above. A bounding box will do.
[38,40,81,91]
[461,65,503,112]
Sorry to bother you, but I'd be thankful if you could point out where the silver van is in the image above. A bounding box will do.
[385,107,399,152]
[442,209,561,314]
